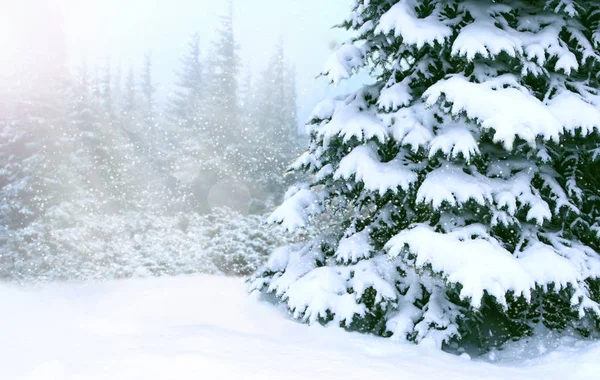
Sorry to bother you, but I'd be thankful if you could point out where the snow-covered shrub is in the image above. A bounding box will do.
[0,210,207,281]
[190,207,305,276]
[250,0,600,352]
[0,207,301,281]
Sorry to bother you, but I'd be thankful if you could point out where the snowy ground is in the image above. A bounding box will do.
[2,275,599,380]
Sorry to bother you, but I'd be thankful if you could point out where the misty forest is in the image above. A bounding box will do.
[2,0,600,379]
[1,4,306,280]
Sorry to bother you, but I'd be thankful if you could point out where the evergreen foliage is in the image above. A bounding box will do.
[169,33,206,130]
[238,39,303,203]
[140,53,157,128]
[0,207,305,281]
[205,0,241,157]
[250,0,600,351]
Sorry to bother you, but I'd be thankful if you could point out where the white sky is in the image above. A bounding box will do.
[58,0,358,125]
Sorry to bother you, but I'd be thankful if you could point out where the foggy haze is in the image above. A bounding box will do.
[59,0,354,124]
[0,0,354,280]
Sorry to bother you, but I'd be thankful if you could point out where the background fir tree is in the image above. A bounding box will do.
[139,52,170,182]
[251,0,600,352]
[0,3,75,230]
[240,40,303,207]
[140,53,157,131]
[238,66,256,137]
[169,33,206,130]
[112,62,123,117]
[204,0,241,178]
[66,58,105,213]
[122,66,142,134]
[166,33,217,212]
[100,57,113,120]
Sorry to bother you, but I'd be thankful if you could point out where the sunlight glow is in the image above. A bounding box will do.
[0,4,27,67]
[0,1,67,76]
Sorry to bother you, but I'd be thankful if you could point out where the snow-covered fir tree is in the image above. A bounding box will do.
[0,4,75,230]
[250,0,600,351]
[100,57,113,119]
[140,53,157,129]
[169,33,206,130]
[65,59,106,211]
[122,66,142,134]
[239,66,256,133]
[139,52,173,187]
[165,33,217,212]
[205,0,241,161]
[237,41,303,209]
[252,40,302,192]
[113,63,123,115]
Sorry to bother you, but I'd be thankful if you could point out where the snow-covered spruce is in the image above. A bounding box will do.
[250,0,600,350]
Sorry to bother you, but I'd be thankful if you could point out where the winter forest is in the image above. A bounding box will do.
[0,1,306,280]
[2,0,600,379]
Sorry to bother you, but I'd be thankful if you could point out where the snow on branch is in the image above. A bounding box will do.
[428,122,480,161]
[417,165,492,209]
[323,43,366,84]
[424,75,562,150]
[386,224,584,309]
[268,186,325,231]
[335,144,417,196]
[317,92,388,145]
[547,90,600,136]
[335,229,374,264]
[378,78,413,111]
[376,0,452,48]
